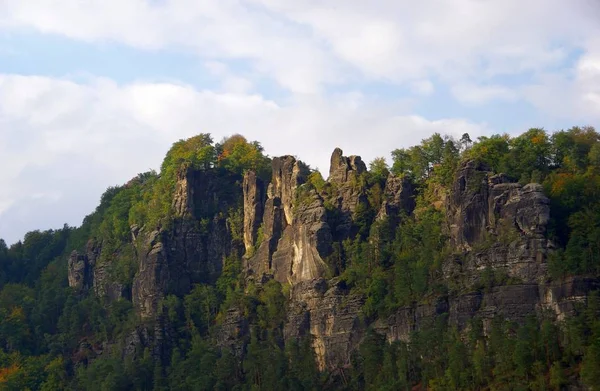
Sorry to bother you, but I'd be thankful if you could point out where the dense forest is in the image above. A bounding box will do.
[1,127,600,390]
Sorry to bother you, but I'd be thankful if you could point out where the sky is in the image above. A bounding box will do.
[0,0,599,245]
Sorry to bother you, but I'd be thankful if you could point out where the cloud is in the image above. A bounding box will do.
[451,84,518,106]
[522,40,600,122]
[0,0,598,245]
[0,74,489,244]
[1,0,598,93]
[410,80,434,96]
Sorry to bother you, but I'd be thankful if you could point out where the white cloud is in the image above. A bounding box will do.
[0,0,598,244]
[451,83,518,106]
[522,40,600,122]
[0,74,489,244]
[1,0,598,95]
[410,80,434,96]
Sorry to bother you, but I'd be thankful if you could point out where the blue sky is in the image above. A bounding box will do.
[0,0,599,244]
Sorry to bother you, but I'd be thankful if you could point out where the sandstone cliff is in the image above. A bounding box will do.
[67,149,600,374]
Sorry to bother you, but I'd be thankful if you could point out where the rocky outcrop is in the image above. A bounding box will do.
[285,278,364,371]
[246,157,331,284]
[132,230,166,319]
[215,308,249,359]
[132,168,243,318]
[542,276,600,321]
[328,147,367,184]
[376,173,415,225]
[68,250,90,292]
[71,145,600,380]
[447,160,550,250]
[272,156,309,225]
[288,191,332,283]
[327,148,368,240]
[243,171,264,254]
[246,156,305,279]
[66,238,128,300]
[375,276,600,343]
[447,160,493,249]
[445,160,552,284]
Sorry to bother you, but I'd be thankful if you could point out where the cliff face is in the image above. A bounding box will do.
[67,239,126,300]
[132,168,243,318]
[245,155,332,284]
[373,160,592,345]
[445,160,551,284]
[68,151,599,372]
[285,278,364,371]
[327,147,368,240]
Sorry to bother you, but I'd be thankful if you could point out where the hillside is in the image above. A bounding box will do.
[2,128,600,390]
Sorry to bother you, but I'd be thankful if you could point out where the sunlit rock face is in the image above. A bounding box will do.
[246,155,331,284]
[73,147,600,373]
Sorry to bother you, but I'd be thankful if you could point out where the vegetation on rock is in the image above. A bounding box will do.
[1,127,600,389]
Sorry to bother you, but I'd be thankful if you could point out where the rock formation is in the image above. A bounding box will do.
[376,173,416,225]
[132,168,243,318]
[246,156,331,284]
[445,160,552,284]
[327,148,368,239]
[243,171,264,254]
[70,148,600,374]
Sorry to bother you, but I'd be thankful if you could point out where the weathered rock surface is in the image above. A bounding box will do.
[448,161,550,249]
[375,276,600,344]
[285,279,364,371]
[445,160,552,284]
[132,168,243,318]
[67,239,121,299]
[68,250,90,292]
[376,173,416,225]
[246,156,331,284]
[327,148,368,240]
[328,147,367,184]
[215,308,250,359]
[447,160,493,249]
[72,147,600,378]
[243,171,264,253]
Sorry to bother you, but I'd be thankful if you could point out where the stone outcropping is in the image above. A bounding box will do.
[445,160,552,284]
[67,239,125,300]
[71,147,600,375]
[132,168,243,318]
[246,156,331,284]
[376,173,416,225]
[327,148,368,239]
[447,160,550,250]
[243,171,264,254]
[328,147,367,184]
[375,276,600,343]
[285,278,364,371]
[68,250,91,292]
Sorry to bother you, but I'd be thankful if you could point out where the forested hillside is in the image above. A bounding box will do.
[1,127,600,390]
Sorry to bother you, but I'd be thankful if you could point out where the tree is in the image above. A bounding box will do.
[162,134,216,174]
[465,134,510,174]
[460,133,472,151]
[507,128,551,181]
[369,157,390,184]
[216,134,271,179]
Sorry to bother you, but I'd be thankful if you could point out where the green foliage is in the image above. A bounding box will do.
[464,133,511,173]
[345,313,587,391]
[391,133,459,185]
[216,134,271,180]
[307,170,326,193]
[368,157,390,184]
[183,285,219,336]
[3,128,600,389]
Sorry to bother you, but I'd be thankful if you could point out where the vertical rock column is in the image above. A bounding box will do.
[243,170,264,254]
